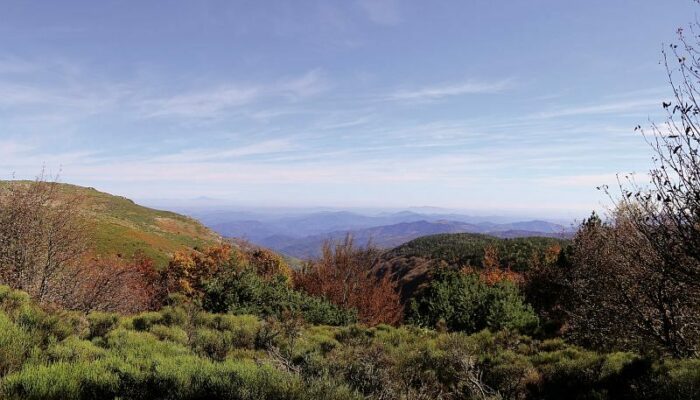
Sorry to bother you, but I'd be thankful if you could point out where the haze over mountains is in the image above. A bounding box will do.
[156,205,574,259]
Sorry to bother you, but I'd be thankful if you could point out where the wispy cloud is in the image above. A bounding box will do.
[532,98,661,119]
[357,0,401,26]
[0,81,127,113]
[0,141,34,157]
[387,79,512,102]
[151,139,295,163]
[139,70,329,118]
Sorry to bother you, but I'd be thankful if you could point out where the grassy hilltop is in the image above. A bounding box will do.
[0,181,221,266]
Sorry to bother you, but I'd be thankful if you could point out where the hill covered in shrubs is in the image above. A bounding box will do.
[375,233,565,303]
[0,180,221,266]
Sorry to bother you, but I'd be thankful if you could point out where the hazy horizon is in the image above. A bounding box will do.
[135,195,581,222]
[1,1,693,214]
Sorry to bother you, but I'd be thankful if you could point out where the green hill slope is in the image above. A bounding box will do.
[385,232,566,270]
[1,181,221,266]
[377,232,567,302]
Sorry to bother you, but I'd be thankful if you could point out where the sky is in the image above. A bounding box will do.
[0,0,696,218]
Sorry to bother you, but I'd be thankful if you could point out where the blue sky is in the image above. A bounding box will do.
[0,0,695,217]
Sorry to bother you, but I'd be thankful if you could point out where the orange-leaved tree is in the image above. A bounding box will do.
[243,247,293,283]
[161,244,234,298]
[294,236,403,326]
[461,245,521,285]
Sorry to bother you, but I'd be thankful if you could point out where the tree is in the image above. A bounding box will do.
[565,211,700,357]
[55,254,161,313]
[522,244,567,336]
[0,175,87,302]
[564,8,700,358]
[243,247,293,283]
[471,245,522,286]
[294,236,403,326]
[161,244,235,299]
[623,21,700,285]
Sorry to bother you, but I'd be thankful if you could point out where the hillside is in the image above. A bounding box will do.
[384,232,566,269]
[376,232,567,302]
[0,181,221,265]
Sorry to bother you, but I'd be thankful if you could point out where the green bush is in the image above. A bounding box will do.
[86,312,119,339]
[131,312,164,331]
[1,285,699,400]
[202,269,356,326]
[0,314,31,376]
[192,328,231,360]
[650,359,700,400]
[1,361,118,400]
[149,324,189,345]
[1,356,358,400]
[46,336,105,363]
[407,269,538,334]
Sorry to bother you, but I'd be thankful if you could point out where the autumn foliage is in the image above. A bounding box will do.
[161,244,234,298]
[461,245,522,285]
[0,177,165,313]
[241,247,293,283]
[293,236,403,326]
[57,254,162,313]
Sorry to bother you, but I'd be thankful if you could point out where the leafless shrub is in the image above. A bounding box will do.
[0,173,87,302]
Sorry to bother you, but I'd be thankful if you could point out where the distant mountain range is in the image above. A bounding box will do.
[181,209,574,259]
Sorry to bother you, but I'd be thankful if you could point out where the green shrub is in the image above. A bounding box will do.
[86,312,119,339]
[149,324,189,345]
[407,269,538,334]
[1,361,118,400]
[192,328,230,360]
[3,285,700,399]
[104,329,191,359]
[160,306,188,327]
[652,359,700,400]
[1,356,358,400]
[0,314,31,376]
[46,336,105,363]
[131,312,163,331]
[202,269,355,326]
[0,289,31,317]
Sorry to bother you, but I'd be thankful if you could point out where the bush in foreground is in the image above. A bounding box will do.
[0,285,698,399]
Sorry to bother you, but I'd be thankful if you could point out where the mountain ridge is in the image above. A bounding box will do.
[209,213,572,259]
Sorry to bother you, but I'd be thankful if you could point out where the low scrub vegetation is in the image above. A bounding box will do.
[0,285,698,400]
[407,268,538,335]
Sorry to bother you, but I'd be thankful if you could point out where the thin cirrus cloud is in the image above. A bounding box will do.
[386,79,513,102]
[531,98,663,120]
[138,69,329,118]
[0,81,127,113]
[150,139,295,163]
[0,54,655,214]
